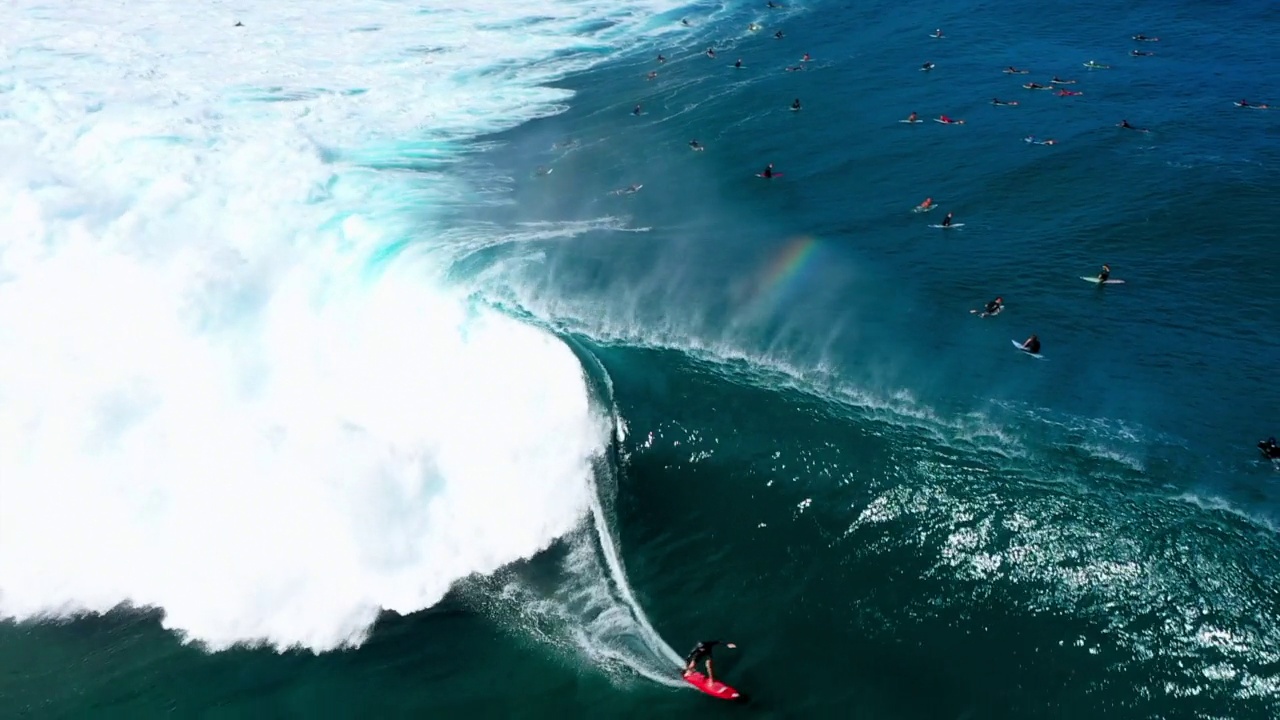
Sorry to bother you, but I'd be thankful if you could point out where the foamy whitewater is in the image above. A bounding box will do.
[0,0,689,652]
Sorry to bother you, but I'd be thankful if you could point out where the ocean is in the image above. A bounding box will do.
[2,0,1279,718]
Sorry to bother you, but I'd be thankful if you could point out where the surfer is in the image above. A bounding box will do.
[234,20,244,27]
[681,18,690,26]
[1024,136,1057,145]
[1057,89,1082,97]
[684,641,738,683]
[1096,264,1111,282]
[1259,437,1280,460]
[803,53,812,62]
[1131,49,1154,57]
[921,61,935,71]
[762,163,775,178]
[938,115,964,124]
[657,54,666,63]
[979,297,1004,317]
[707,48,716,58]
[792,98,802,110]
[775,30,785,39]
[907,111,919,122]
[1004,66,1028,74]
[1051,76,1076,84]
[915,197,933,211]
[735,58,743,68]
[1118,119,1147,131]
[1021,335,1041,354]
[633,104,642,116]
[991,98,1013,105]
[1239,99,1270,109]
[1132,34,1158,42]
[1024,82,1048,89]
[689,139,704,151]
[647,71,658,80]
[941,211,954,227]
[767,0,780,7]
[932,28,943,38]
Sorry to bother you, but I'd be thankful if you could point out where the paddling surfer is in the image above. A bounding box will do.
[978,297,1003,317]
[684,640,738,683]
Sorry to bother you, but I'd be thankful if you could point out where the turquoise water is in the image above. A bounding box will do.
[4,0,1280,718]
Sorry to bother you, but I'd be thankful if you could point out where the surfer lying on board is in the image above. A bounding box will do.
[684,641,737,682]
[1021,335,1041,354]
[1259,437,1280,460]
[1051,76,1076,84]
[1097,264,1111,282]
[915,197,933,211]
[980,297,1004,317]
[689,139,704,151]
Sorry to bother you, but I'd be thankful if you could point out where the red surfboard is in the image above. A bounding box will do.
[683,671,742,700]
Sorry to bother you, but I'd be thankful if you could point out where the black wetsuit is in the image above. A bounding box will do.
[1026,339,1041,354]
[685,641,724,666]
[1260,438,1280,460]
[1098,269,1110,282]
[942,215,952,227]
[763,167,773,178]
[984,300,1001,315]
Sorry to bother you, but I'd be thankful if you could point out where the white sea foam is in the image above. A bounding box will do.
[0,0,689,654]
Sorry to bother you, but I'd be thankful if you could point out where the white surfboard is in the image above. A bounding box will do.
[1012,339,1046,358]
[1081,276,1124,284]
[934,118,965,124]
[899,119,922,123]
[929,223,964,228]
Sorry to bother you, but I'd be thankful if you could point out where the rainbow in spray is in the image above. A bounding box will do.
[741,235,823,313]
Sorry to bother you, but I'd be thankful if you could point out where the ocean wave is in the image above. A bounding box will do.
[0,0,694,653]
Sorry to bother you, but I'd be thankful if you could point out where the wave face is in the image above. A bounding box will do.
[0,0,688,652]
